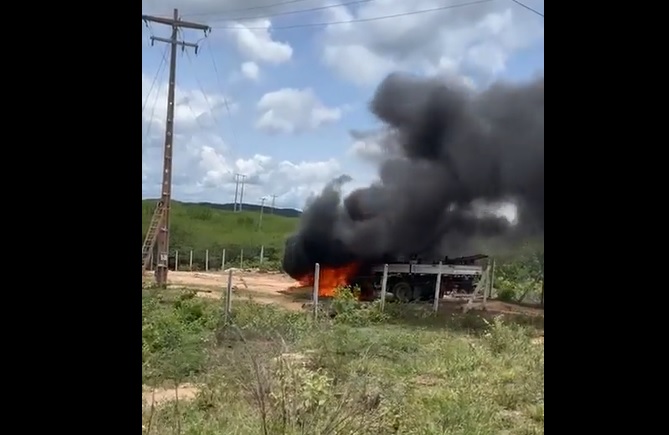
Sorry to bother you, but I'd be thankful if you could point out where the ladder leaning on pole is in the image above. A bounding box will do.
[142,201,166,273]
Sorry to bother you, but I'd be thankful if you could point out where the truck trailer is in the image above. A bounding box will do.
[351,254,488,302]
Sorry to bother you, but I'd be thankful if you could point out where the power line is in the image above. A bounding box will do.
[143,52,168,147]
[204,38,239,151]
[142,45,168,114]
[141,8,211,287]
[509,0,543,17]
[209,0,496,30]
[211,0,375,23]
[184,49,220,129]
[182,0,320,18]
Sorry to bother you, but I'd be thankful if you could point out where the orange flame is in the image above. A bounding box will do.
[298,263,360,297]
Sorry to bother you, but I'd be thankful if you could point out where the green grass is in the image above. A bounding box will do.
[142,200,299,267]
[142,289,544,435]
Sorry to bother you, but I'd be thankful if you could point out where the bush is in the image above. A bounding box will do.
[330,286,389,326]
[142,290,218,384]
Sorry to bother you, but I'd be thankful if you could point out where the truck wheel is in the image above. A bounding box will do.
[459,281,475,294]
[392,281,413,302]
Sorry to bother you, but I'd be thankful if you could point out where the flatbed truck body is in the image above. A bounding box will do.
[352,254,488,302]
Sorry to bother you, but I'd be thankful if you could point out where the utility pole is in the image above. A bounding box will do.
[233,173,241,212]
[239,174,247,212]
[270,194,278,214]
[258,197,266,231]
[142,9,211,288]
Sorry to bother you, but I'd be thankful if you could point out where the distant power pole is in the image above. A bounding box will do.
[239,175,247,212]
[270,194,278,214]
[142,9,210,288]
[258,197,266,231]
[233,173,241,212]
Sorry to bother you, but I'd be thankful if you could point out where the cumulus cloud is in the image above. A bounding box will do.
[320,0,544,86]
[255,88,342,134]
[195,146,342,209]
[142,73,237,146]
[241,61,260,80]
[228,19,293,65]
[142,74,342,209]
[144,131,342,209]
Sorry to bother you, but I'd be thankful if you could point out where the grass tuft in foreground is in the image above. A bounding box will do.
[142,287,544,435]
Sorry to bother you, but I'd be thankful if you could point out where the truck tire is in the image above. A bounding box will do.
[391,281,413,302]
[459,281,475,294]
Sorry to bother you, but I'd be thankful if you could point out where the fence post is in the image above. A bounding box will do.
[224,268,233,322]
[259,245,264,264]
[433,261,443,313]
[175,251,179,271]
[205,250,209,271]
[540,259,544,308]
[379,264,389,312]
[488,258,496,300]
[483,258,495,307]
[221,249,226,271]
[189,250,193,271]
[312,263,320,320]
[240,249,244,269]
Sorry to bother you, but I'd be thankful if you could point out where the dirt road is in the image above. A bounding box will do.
[149,270,543,317]
[162,270,310,310]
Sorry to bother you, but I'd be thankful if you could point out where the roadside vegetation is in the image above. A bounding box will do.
[142,286,544,435]
[141,200,298,269]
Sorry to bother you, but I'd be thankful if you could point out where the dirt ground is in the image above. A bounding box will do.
[160,269,309,311]
[147,270,544,318]
[142,383,200,408]
[142,272,543,409]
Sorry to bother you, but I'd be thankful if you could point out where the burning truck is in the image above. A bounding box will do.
[282,73,544,300]
[353,254,489,302]
[284,230,488,302]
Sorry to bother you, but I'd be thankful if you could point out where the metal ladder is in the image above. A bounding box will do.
[142,202,165,272]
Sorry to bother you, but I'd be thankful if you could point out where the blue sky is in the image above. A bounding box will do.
[141,0,544,210]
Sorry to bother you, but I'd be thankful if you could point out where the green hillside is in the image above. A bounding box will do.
[142,200,299,268]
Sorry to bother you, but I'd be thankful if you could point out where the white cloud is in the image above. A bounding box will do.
[142,73,237,145]
[141,0,311,20]
[347,129,403,163]
[241,61,260,80]
[320,0,544,86]
[141,0,543,211]
[193,145,342,209]
[228,19,293,65]
[144,131,342,209]
[142,74,342,209]
[255,88,342,134]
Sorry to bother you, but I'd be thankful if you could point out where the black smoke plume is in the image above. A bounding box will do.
[283,73,544,278]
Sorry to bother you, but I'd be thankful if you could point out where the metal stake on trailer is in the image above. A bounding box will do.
[312,263,320,320]
[433,261,443,312]
[379,264,389,312]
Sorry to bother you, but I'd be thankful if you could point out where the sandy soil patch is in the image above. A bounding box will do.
[142,383,200,407]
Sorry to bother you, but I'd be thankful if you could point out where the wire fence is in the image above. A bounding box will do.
[218,261,500,323]
[144,245,281,271]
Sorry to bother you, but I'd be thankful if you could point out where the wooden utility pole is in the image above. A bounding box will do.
[258,197,266,231]
[142,9,210,287]
[233,173,241,212]
[239,175,247,212]
[270,194,277,214]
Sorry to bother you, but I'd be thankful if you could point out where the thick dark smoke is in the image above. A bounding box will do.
[283,73,544,278]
